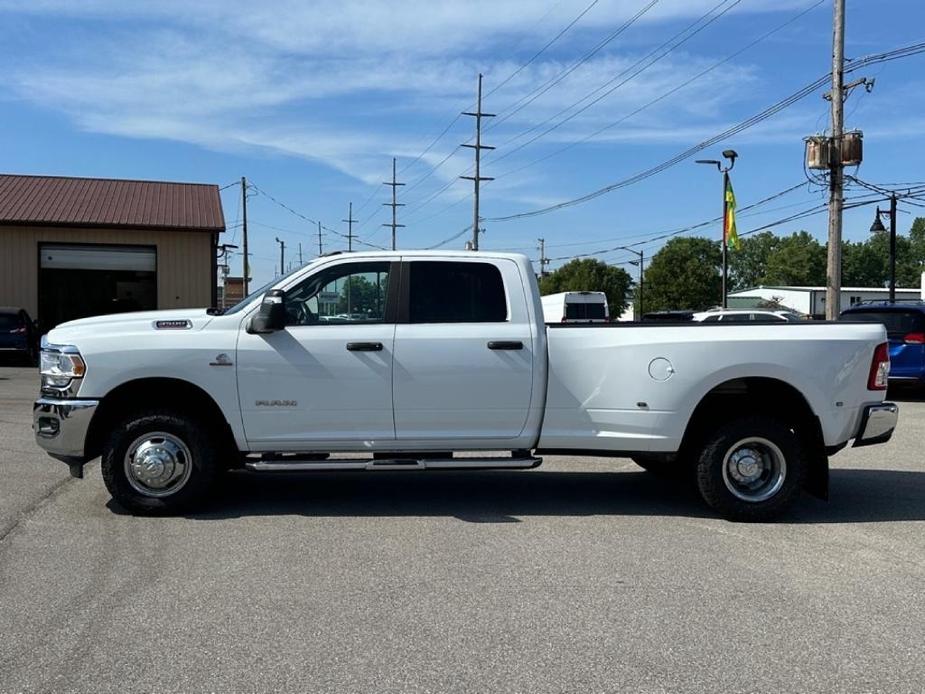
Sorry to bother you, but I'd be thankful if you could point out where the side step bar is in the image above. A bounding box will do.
[245,456,542,472]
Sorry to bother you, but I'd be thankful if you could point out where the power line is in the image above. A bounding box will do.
[543,182,810,262]
[403,0,736,219]
[248,181,386,250]
[396,0,609,187]
[398,0,656,212]
[486,0,660,132]
[483,38,925,224]
[403,192,472,228]
[488,0,743,165]
[492,0,826,182]
[248,182,322,226]
[485,0,602,98]
[485,78,830,222]
[427,224,474,250]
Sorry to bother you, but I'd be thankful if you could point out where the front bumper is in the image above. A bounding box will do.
[852,402,898,447]
[33,397,98,467]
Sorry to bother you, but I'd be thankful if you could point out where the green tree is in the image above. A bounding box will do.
[762,231,826,286]
[539,258,632,317]
[841,239,884,287]
[867,226,921,288]
[908,217,925,266]
[336,274,388,317]
[729,231,778,290]
[643,237,722,312]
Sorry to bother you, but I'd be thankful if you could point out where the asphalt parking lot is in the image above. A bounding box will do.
[1,365,923,693]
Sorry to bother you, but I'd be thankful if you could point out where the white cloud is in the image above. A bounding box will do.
[0,1,823,57]
[0,0,826,196]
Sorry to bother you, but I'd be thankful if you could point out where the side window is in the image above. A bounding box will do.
[408,261,507,323]
[702,315,721,323]
[721,313,751,322]
[284,262,391,326]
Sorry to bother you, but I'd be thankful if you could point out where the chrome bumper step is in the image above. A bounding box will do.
[244,456,542,472]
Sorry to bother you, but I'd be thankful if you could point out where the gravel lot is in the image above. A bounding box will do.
[1,364,923,693]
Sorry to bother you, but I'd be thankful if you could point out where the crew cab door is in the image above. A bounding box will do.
[236,259,398,448]
[392,258,535,443]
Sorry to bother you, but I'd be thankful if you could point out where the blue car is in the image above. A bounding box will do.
[0,307,38,365]
[840,301,925,386]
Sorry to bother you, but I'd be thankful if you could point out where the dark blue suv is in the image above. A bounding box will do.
[840,301,925,386]
[0,307,38,364]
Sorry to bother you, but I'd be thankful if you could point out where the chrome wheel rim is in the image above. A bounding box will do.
[721,436,787,503]
[123,431,193,498]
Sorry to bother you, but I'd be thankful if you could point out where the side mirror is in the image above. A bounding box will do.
[248,289,287,334]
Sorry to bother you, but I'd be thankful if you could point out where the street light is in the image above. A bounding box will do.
[696,150,738,308]
[870,197,897,302]
[869,208,886,234]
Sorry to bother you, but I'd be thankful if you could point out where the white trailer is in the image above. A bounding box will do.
[541,291,609,323]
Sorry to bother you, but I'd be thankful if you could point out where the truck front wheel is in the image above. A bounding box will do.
[694,415,806,522]
[101,410,217,515]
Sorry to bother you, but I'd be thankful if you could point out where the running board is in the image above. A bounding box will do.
[244,456,542,472]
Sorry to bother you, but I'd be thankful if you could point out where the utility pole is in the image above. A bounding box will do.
[825,0,846,320]
[382,157,405,251]
[616,246,644,320]
[241,176,249,296]
[216,243,238,309]
[461,73,495,251]
[889,193,897,303]
[275,237,285,277]
[317,221,324,256]
[537,238,549,277]
[342,202,357,252]
[298,242,303,266]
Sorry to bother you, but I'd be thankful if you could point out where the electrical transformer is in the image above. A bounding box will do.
[805,131,863,169]
[841,130,863,166]
[805,136,831,169]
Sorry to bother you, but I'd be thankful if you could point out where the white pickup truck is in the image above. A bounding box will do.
[34,251,898,521]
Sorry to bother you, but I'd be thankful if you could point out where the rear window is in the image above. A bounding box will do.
[0,313,22,330]
[408,261,507,323]
[840,310,925,336]
[565,302,606,320]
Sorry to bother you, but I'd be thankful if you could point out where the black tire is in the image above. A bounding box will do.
[694,415,806,522]
[101,409,218,515]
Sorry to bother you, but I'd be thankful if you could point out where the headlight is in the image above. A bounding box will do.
[40,346,86,395]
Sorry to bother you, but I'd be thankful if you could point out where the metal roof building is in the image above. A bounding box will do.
[0,174,225,330]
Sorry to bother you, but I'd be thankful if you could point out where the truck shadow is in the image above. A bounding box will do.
[170,468,925,524]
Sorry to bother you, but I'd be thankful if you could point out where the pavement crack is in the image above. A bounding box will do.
[0,463,92,545]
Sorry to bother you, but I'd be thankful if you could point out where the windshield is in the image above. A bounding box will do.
[565,302,606,320]
[222,264,310,315]
[840,309,925,337]
[0,313,22,330]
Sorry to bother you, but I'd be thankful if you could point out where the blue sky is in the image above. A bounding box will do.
[1,0,924,286]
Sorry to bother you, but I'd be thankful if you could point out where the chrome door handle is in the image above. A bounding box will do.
[487,341,523,350]
[346,342,383,352]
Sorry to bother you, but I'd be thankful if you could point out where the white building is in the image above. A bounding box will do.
[728,284,922,318]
